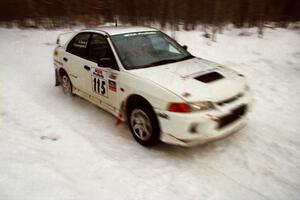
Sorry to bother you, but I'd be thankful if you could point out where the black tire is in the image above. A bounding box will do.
[61,73,72,95]
[127,101,160,146]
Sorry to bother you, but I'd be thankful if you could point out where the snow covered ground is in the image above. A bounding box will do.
[0,26,300,200]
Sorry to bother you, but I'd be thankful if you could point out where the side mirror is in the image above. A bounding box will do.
[98,57,115,68]
[182,45,188,50]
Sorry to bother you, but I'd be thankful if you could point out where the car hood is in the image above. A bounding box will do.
[128,58,247,102]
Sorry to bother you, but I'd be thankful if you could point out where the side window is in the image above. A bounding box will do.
[87,34,116,64]
[67,33,90,58]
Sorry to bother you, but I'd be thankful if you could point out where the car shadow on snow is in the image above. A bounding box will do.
[146,130,245,160]
[53,87,246,159]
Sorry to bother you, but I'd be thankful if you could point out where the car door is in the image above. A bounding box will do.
[85,33,121,113]
[64,32,91,93]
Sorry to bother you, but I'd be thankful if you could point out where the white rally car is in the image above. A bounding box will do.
[53,26,253,146]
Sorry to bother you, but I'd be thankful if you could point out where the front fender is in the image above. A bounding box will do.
[120,72,183,110]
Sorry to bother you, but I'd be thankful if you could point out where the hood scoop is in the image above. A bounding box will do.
[194,71,224,83]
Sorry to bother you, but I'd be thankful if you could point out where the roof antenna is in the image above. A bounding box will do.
[114,16,118,27]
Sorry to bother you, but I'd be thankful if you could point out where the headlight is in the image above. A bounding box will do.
[167,101,214,113]
[189,101,215,111]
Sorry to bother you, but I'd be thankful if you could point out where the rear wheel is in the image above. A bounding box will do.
[128,101,160,146]
[61,74,72,95]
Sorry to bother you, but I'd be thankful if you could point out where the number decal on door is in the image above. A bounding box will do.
[92,77,108,97]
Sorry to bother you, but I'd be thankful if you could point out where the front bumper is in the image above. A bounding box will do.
[157,90,253,147]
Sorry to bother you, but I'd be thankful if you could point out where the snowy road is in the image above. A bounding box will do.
[0,27,300,200]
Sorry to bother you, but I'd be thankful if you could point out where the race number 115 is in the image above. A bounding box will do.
[93,77,107,97]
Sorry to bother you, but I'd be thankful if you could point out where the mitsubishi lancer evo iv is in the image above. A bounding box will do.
[53,26,253,147]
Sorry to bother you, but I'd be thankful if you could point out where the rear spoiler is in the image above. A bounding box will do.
[56,31,76,47]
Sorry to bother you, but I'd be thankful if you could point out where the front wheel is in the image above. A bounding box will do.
[128,104,160,146]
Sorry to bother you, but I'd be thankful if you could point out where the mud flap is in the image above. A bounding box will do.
[55,69,60,86]
[116,101,125,126]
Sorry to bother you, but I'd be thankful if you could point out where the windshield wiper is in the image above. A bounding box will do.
[147,59,178,67]
[141,55,194,68]
[134,54,195,69]
[177,54,194,61]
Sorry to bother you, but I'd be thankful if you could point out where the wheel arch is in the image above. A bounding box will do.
[124,93,161,145]
[57,67,72,85]
[125,94,153,116]
[124,94,160,127]
[58,67,68,77]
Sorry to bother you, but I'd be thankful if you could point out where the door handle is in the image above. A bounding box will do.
[63,57,68,62]
[84,65,90,71]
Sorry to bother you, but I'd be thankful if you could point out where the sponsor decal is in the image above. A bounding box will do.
[93,68,104,78]
[112,31,157,41]
[92,76,108,97]
[109,80,117,92]
[124,31,157,37]
[95,68,102,74]
[109,72,117,80]
[91,68,107,97]
[73,39,87,48]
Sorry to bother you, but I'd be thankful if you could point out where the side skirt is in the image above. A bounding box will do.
[72,87,119,118]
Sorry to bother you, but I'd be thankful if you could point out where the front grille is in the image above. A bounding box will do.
[218,105,247,129]
[194,72,224,83]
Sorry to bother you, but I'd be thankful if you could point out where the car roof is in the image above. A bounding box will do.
[82,26,158,36]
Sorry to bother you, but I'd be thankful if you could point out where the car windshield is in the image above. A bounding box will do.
[111,31,193,70]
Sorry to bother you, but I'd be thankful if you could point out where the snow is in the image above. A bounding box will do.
[0,26,300,200]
